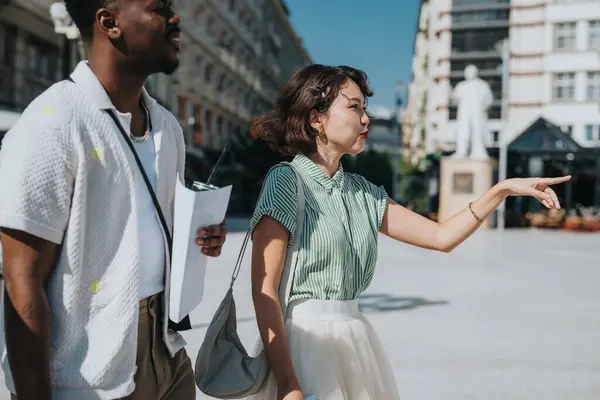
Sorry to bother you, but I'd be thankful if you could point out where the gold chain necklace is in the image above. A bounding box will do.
[131,102,150,143]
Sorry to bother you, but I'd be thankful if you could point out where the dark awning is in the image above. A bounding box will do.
[508,117,582,153]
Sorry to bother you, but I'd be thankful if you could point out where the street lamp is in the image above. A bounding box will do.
[495,38,510,231]
[391,80,404,201]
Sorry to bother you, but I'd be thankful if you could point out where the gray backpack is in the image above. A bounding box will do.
[194,162,306,398]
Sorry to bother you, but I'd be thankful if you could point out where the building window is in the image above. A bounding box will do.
[587,71,600,100]
[0,25,5,66]
[204,63,213,83]
[205,110,213,147]
[585,124,600,142]
[217,74,226,92]
[216,116,223,133]
[225,120,233,142]
[0,24,16,67]
[554,22,577,51]
[453,0,509,5]
[451,29,508,54]
[194,5,206,23]
[215,115,223,148]
[552,72,576,101]
[561,125,573,135]
[177,96,187,125]
[24,37,58,82]
[451,58,501,74]
[491,130,500,144]
[452,9,509,24]
[193,105,202,146]
[589,21,600,50]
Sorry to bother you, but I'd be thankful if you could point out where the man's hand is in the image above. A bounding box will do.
[195,222,227,257]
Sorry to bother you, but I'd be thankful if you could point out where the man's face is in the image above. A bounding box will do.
[111,0,181,75]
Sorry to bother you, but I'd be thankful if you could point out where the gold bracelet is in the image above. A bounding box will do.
[469,202,482,223]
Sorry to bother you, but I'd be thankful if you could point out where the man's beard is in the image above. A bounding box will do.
[161,58,180,76]
[129,55,180,78]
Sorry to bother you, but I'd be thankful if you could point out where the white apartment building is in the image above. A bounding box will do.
[405,0,600,157]
[509,0,600,147]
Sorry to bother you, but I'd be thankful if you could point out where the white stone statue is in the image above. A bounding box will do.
[50,1,81,40]
[450,65,493,161]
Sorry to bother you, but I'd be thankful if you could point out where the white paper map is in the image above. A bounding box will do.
[169,175,232,322]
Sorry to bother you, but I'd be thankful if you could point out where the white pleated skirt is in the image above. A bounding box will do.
[247,299,401,400]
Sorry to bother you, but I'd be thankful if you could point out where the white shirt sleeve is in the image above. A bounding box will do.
[0,101,75,244]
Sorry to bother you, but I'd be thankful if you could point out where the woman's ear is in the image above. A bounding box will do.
[309,109,323,133]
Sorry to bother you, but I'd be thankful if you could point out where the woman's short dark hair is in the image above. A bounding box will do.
[250,64,373,156]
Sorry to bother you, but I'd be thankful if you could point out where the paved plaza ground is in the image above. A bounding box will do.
[0,228,599,399]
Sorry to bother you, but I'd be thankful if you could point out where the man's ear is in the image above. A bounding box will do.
[96,8,121,40]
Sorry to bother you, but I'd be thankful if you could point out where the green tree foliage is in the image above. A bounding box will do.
[342,149,394,196]
[196,130,288,215]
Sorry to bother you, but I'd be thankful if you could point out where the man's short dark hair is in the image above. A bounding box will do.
[65,0,115,39]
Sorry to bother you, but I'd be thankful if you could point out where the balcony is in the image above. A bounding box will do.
[451,50,501,59]
[266,52,281,78]
[180,21,268,100]
[243,0,264,22]
[450,68,501,80]
[207,0,260,56]
[451,8,509,29]
[452,19,509,30]
[452,0,509,10]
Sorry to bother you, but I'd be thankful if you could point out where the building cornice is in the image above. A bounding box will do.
[9,0,51,22]
[267,0,311,64]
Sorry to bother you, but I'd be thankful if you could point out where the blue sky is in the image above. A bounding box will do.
[286,0,420,110]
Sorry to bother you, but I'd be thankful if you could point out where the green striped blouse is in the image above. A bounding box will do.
[249,153,389,301]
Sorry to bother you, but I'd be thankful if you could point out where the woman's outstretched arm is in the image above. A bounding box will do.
[380,176,570,252]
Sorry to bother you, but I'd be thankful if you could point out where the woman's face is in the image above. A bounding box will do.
[314,79,370,155]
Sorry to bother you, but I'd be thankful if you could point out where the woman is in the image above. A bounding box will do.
[247,64,569,400]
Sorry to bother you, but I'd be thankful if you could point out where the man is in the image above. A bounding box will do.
[0,0,226,399]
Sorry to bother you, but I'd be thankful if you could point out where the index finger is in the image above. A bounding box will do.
[543,175,572,185]
[197,224,226,238]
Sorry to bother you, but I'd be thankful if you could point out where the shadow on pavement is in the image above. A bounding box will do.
[191,293,448,330]
[191,316,256,330]
[359,293,449,313]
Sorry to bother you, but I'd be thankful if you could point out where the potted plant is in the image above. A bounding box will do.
[562,209,582,231]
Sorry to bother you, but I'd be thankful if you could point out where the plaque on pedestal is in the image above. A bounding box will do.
[438,157,496,228]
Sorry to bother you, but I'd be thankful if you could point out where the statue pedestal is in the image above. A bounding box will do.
[438,157,496,228]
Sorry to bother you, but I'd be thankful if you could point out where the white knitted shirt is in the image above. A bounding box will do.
[0,62,187,399]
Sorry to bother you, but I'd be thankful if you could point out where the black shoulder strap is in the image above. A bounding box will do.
[66,77,191,331]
